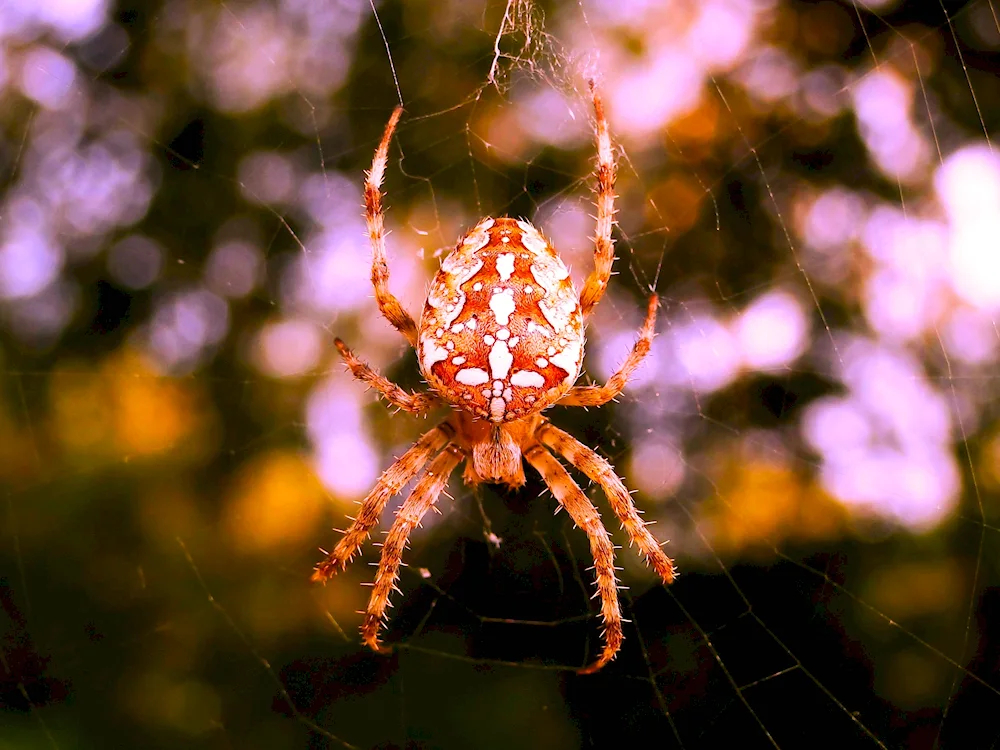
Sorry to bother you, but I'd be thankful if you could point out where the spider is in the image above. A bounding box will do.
[311,82,676,673]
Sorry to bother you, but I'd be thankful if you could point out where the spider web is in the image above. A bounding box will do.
[1,0,999,748]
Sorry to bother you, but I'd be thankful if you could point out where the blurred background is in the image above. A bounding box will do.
[1,0,999,747]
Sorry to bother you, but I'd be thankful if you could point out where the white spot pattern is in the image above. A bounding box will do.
[456,367,490,385]
[549,339,582,382]
[539,297,575,333]
[489,340,513,379]
[490,397,506,419]
[516,220,548,254]
[422,340,449,371]
[489,289,515,325]
[529,258,570,294]
[511,370,545,387]
[461,218,495,249]
[496,253,515,280]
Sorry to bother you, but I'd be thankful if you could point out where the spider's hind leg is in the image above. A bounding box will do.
[311,422,453,582]
[360,444,465,651]
[538,422,676,585]
[524,444,623,674]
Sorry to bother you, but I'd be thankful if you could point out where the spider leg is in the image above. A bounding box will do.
[558,294,658,408]
[335,338,441,414]
[365,106,420,348]
[311,423,454,582]
[579,80,618,320]
[538,422,676,585]
[361,444,464,651]
[524,444,623,674]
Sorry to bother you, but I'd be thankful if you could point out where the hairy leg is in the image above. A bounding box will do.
[360,444,464,650]
[579,80,619,320]
[311,423,454,582]
[559,294,658,408]
[538,422,676,585]
[335,338,441,414]
[364,106,419,348]
[524,444,623,674]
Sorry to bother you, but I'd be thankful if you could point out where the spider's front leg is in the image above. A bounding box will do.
[580,80,619,320]
[360,444,465,650]
[364,105,420,348]
[524,444,623,674]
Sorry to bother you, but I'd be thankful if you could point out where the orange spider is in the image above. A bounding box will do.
[312,82,676,673]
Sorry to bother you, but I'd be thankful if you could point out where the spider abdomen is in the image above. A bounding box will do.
[418,217,584,422]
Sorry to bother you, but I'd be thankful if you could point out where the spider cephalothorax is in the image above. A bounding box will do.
[312,83,676,673]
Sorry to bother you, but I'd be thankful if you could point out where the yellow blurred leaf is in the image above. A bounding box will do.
[106,350,212,458]
[863,560,964,620]
[48,349,216,464]
[0,383,42,484]
[669,98,720,145]
[701,457,846,556]
[49,364,112,455]
[125,672,221,735]
[877,649,944,709]
[224,450,326,553]
[646,174,706,233]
